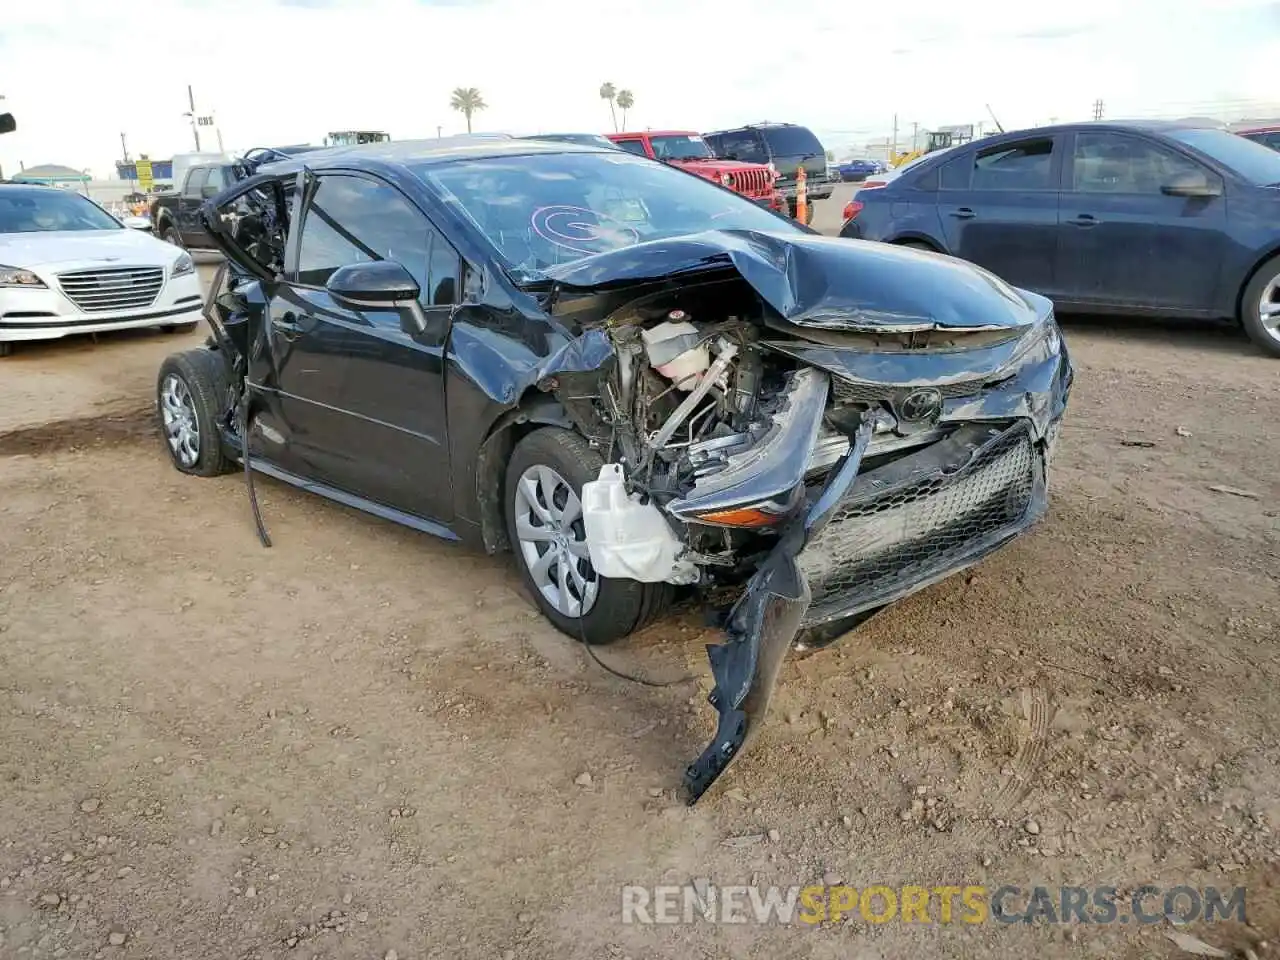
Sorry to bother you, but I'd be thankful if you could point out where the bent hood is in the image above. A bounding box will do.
[542,229,1043,335]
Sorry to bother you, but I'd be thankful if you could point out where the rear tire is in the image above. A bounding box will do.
[897,239,937,253]
[0,343,13,358]
[156,348,234,477]
[1240,254,1280,358]
[504,427,673,645]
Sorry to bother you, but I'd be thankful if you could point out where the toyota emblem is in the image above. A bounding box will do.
[896,388,943,423]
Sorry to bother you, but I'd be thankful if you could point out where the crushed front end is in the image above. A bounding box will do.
[539,231,1072,802]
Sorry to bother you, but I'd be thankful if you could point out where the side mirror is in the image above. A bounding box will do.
[325,261,427,335]
[1161,171,1222,198]
[121,215,152,231]
[0,113,15,135]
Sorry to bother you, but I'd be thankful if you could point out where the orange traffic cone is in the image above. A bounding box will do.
[795,165,808,224]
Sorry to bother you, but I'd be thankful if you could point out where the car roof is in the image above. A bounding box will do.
[612,130,699,137]
[256,135,607,175]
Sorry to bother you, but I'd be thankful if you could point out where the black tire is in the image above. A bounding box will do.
[161,224,184,249]
[504,427,673,645]
[160,321,200,334]
[0,343,13,358]
[897,239,937,253]
[155,348,234,477]
[786,200,813,226]
[1240,254,1280,358]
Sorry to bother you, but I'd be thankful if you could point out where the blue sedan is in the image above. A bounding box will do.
[840,121,1280,356]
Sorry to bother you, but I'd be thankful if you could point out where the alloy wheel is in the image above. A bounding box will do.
[512,464,599,618]
[1260,275,1280,345]
[159,373,200,467]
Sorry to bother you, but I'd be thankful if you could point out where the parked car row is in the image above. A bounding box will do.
[841,120,1280,357]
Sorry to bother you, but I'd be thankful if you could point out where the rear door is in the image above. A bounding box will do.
[1056,131,1229,312]
[275,171,456,522]
[935,135,1064,296]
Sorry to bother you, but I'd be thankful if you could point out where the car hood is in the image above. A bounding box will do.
[674,158,770,172]
[543,229,1043,334]
[0,229,177,268]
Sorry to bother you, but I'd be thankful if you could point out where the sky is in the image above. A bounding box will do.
[1,0,1279,177]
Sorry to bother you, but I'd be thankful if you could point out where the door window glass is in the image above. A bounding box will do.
[940,155,972,190]
[295,175,430,290]
[184,167,209,197]
[613,139,649,157]
[427,235,460,305]
[1074,133,1209,194]
[971,139,1055,190]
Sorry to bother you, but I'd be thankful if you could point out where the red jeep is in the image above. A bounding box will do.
[607,130,781,211]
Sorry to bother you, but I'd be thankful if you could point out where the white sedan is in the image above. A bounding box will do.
[0,185,204,357]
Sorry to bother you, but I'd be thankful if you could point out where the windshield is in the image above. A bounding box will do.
[649,134,714,160]
[416,151,797,277]
[0,189,122,233]
[1167,128,1280,185]
[760,125,825,159]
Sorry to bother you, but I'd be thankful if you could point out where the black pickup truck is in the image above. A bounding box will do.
[151,147,320,250]
[150,164,237,250]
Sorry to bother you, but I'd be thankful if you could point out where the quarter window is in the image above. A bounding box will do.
[971,139,1055,190]
[1073,133,1209,194]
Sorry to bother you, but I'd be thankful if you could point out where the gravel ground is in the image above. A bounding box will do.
[0,211,1277,960]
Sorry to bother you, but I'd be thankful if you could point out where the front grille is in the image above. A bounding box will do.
[732,168,773,199]
[831,377,990,404]
[57,266,164,313]
[799,423,1040,624]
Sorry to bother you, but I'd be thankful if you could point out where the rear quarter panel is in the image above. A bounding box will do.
[841,183,947,249]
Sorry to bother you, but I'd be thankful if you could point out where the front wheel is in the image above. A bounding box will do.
[1241,255,1280,358]
[161,224,184,249]
[156,349,234,477]
[504,428,673,645]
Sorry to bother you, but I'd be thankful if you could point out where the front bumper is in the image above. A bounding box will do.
[683,330,1072,802]
[0,274,204,342]
[776,179,835,202]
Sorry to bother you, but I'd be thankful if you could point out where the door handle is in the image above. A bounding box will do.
[1068,214,1100,227]
[949,207,976,220]
[272,311,303,340]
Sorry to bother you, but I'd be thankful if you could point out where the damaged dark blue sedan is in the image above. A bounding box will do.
[156,137,1072,802]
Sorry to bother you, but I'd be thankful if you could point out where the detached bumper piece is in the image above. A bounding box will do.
[682,418,1050,803]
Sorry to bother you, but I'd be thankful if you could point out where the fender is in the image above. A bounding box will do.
[473,394,575,554]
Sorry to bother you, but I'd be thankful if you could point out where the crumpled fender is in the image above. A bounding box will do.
[543,229,1042,334]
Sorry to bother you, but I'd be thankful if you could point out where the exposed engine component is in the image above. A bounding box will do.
[640,317,709,388]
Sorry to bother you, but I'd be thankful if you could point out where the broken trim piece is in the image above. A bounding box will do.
[683,418,875,803]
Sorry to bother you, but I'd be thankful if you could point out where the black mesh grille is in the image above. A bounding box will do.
[831,376,994,405]
[799,423,1040,624]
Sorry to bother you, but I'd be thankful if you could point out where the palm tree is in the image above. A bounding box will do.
[598,82,618,132]
[450,87,487,134]
[616,89,634,131]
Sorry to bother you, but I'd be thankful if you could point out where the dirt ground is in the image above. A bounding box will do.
[1,221,1278,960]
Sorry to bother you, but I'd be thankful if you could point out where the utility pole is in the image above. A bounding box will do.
[890,114,898,160]
[911,121,919,152]
[437,125,443,139]
[187,85,201,151]
[1092,98,1105,121]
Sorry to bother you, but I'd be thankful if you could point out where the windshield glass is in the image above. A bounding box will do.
[0,189,122,233]
[416,151,797,277]
[649,134,714,160]
[760,125,825,158]
[1167,128,1280,185]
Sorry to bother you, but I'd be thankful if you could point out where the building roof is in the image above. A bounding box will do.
[12,163,90,182]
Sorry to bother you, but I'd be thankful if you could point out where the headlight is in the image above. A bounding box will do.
[0,265,47,288]
[171,253,195,278]
[1004,312,1062,370]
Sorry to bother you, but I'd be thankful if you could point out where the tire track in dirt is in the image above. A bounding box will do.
[0,405,156,457]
